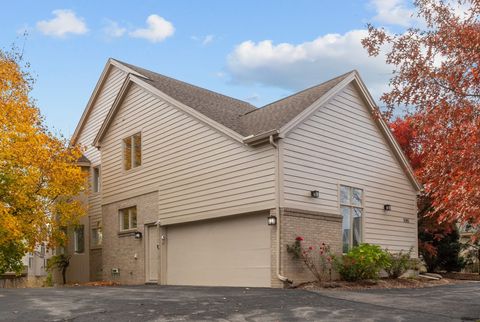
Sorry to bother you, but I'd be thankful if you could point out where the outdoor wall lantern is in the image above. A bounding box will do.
[267,215,277,226]
[310,190,320,198]
[384,204,392,213]
[134,231,143,239]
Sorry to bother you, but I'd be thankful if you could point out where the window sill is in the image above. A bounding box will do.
[118,230,137,237]
[90,246,102,250]
[122,165,142,175]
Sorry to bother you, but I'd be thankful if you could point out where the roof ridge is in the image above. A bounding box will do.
[113,59,256,110]
[242,70,355,116]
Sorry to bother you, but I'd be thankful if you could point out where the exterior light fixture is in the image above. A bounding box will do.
[267,215,277,226]
[384,204,392,212]
[134,231,143,239]
[310,190,320,198]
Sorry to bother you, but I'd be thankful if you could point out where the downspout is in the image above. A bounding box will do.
[269,135,291,285]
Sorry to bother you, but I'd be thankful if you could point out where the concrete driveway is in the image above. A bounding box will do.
[0,282,479,321]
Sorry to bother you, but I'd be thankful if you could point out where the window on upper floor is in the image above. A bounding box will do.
[123,133,141,170]
[340,185,363,253]
[119,206,137,231]
[74,225,85,254]
[92,166,101,193]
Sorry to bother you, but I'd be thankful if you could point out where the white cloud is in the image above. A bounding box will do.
[103,20,126,38]
[369,0,417,27]
[129,14,174,43]
[37,9,88,38]
[202,34,214,45]
[226,30,392,99]
[191,34,215,46]
[245,93,260,103]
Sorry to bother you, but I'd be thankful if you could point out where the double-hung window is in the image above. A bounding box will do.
[119,206,137,231]
[340,185,363,253]
[123,133,141,170]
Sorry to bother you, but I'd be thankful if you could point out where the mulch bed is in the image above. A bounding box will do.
[295,277,464,291]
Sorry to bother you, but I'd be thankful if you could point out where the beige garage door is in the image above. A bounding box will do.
[166,213,271,287]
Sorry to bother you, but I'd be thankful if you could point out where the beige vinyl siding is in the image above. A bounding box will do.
[282,83,417,253]
[76,67,127,225]
[101,83,276,224]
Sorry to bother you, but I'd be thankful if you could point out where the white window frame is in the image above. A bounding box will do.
[92,166,101,193]
[91,225,103,248]
[340,185,364,253]
[119,206,137,231]
[123,133,142,171]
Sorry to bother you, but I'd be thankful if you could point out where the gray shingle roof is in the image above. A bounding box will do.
[114,59,352,137]
[77,154,91,164]
[239,72,353,135]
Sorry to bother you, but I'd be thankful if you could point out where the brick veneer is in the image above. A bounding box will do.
[102,191,158,284]
[271,207,342,288]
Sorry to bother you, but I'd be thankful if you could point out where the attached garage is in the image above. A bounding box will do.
[166,213,271,287]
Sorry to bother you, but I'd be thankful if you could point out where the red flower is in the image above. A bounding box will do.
[295,236,304,241]
[308,246,313,250]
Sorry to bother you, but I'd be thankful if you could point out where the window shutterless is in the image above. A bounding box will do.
[74,225,85,253]
[123,133,141,170]
[92,166,100,192]
[119,206,137,231]
[340,185,363,253]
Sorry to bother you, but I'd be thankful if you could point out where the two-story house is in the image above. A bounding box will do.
[68,58,420,287]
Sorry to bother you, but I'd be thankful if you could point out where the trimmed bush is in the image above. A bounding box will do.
[335,244,389,281]
[385,249,413,278]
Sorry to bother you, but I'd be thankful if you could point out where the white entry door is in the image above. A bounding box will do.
[146,225,159,283]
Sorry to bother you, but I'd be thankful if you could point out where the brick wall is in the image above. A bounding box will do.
[89,249,102,281]
[102,191,158,284]
[271,207,342,287]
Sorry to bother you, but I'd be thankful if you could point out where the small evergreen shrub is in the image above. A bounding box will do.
[335,244,389,281]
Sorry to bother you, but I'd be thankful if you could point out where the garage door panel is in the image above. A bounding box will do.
[167,213,271,287]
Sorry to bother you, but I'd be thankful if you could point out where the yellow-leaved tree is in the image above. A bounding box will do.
[0,50,87,274]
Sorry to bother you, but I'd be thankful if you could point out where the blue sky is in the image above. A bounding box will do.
[0,0,417,136]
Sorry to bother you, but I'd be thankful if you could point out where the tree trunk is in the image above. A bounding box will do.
[62,268,66,285]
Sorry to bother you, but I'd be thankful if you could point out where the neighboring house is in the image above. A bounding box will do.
[68,58,421,287]
[21,244,52,278]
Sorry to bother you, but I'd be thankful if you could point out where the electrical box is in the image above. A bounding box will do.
[111,268,120,274]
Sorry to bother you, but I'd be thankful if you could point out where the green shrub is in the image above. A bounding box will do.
[44,272,53,287]
[385,249,413,278]
[335,244,389,281]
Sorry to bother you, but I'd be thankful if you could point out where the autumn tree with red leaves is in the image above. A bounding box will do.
[363,0,480,229]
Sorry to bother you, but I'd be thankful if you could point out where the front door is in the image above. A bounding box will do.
[146,225,159,283]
